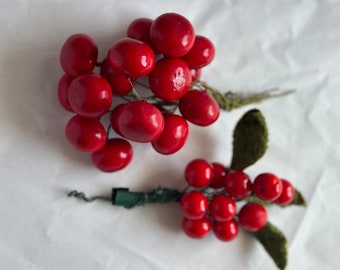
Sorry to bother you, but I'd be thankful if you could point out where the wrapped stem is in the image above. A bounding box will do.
[201,83,295,112]
[113,188,183,208]
[68,187,184,209]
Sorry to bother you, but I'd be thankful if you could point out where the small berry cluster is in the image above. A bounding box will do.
[58,12,219,173]
[180,159,295,239]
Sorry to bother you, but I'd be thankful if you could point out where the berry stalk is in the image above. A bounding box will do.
[122,80,295,115]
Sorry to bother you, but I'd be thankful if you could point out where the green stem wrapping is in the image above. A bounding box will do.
[192,81,295,111]
[112,187,184,209]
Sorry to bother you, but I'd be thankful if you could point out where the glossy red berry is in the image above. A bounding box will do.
[210,162,228,189]
[238,203,267,232]
[68,74,112,118]
[209,195,236,222]
[127,18,153,45]
[91,138,133,172]
[149,58,192,101]
[115,101,164,143]
[58,74,75,112]
[150,13,195,57]
[65,115,106,153]
[223,170,252,199]
[181,35,215,69]
[110,103,128,136]
[253,173,283,202]
[274,179,295,205]
[100,58,134,95]
[182,217,211,239]
[151,114,189,155]
[185,159,214,188]
[180,191,208,220]
[190,68,202,82]
[179,90,220,126]
[213,219,238,241]
[108,38,155,77]
[60,34,98,76]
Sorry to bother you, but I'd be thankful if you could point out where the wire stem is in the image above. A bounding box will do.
[68,190,111,203]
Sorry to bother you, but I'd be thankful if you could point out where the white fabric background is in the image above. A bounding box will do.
[0,0,339,269]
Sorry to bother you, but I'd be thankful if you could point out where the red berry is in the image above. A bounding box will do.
[210,162,228,189]
[110,103,128,136]
[182,217,211,239]
[149,58,192,101]
[150,13,195,57]
[108,38,155,77]
[213,219,238,241]
[184,159,214,188]
[60,34,98,76]
[209,195,236,222]
[100,58,134,95]
[274,179,295,205]
[115,101,164,143]
[253,173,283,202]
[223,171,252,199]
[151,114,189,155]
[58,74,75,112]
[179,90,220,126]
[65,115,106,153]
[91,138,133,172]
[238,203,267,232]
[127,18,153,45]
[68,74,112,118]
[190,68,202,82]
[180,191,208,220]
[181,35,215,69]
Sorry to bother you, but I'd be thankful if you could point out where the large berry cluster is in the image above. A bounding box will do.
[58,13,218,173]
[180,159,295,239]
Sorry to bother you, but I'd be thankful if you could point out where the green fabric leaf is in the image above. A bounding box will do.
[230,109,268,170]
[253,222,288,270]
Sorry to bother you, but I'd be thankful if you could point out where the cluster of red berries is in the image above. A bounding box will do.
[58,12,219,172]
[180,159,295,239]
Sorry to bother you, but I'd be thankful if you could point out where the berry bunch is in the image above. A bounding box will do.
[180,159,295,239]
[58,13,221,172]
[68,109,306,270]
